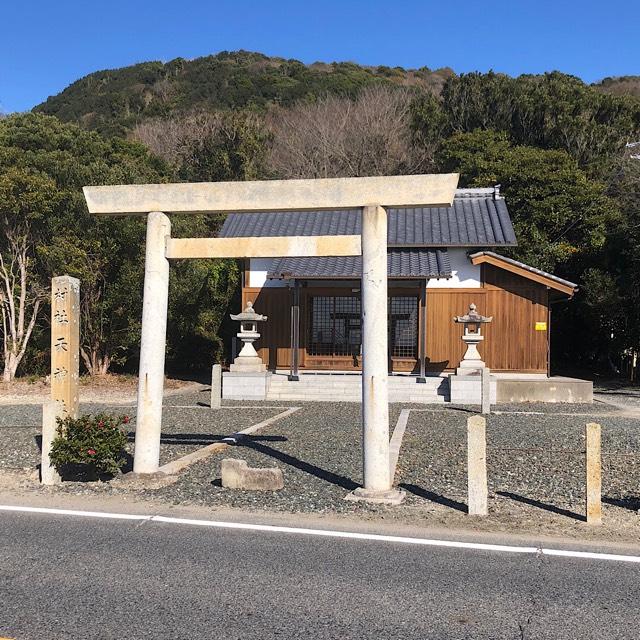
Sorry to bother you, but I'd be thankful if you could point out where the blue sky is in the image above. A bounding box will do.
[1,0,638,113]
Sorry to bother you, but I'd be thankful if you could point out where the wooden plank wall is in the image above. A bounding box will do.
[425,290,487,371]
[482,265,548,372]
[242,287,292,369]
[242,265,550,373]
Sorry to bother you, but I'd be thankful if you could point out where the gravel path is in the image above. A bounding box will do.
[0,398,284,470]
[398,411,640,514]
[2,394,639,531]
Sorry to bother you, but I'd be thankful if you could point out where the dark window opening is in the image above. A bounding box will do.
[308,295,418,360]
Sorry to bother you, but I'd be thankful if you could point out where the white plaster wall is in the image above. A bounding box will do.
[248,250,481,289]
[427,249,481,288]
[248,258,287,288]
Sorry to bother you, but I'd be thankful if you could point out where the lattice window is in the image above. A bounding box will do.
[308,295,417,360]
[308,296,361,357]
[389,297,418,359]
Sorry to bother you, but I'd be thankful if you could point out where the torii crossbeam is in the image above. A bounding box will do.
[84,174,458,503]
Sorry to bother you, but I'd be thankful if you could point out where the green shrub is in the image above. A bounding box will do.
[49,413,130,476]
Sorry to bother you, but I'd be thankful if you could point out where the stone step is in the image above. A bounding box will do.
[268,379,445,389]
[266,394,447,404]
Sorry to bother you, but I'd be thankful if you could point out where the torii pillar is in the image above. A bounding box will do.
[83,175,459,498]
[346,205,398,502]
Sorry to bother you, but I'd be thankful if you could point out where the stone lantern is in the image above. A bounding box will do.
[229,301,268,372]
[453,303,493,373]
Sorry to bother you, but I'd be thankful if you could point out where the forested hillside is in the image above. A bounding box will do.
[596,76,640,98]
[35,50,454,136]
[1,51,640,380]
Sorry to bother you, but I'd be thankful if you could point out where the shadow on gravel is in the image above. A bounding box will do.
[234,435,359,491]
[497,491,585,521]
[443,406,480,415]
[399,483,468,513]
[124,432,289,446]
[603,496,640,511]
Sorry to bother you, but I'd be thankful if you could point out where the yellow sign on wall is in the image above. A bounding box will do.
[535,321,547,331]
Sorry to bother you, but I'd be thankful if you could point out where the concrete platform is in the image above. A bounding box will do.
[495,376,593,403]
[247,371,594,404]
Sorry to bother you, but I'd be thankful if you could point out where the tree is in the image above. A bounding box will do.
[412,72,640,169]
[133,109,266,368]
[437,130,619,272]
[267,85,432,178]
[0,168,59,381]
[437,129,623,372]
[0,113,166,378]
[132,109,270,182]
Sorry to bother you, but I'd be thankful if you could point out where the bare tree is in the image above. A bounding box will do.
[132,109,268,182]
[0,169,55,382]
[267,85,432,179]
[131,110,227,166]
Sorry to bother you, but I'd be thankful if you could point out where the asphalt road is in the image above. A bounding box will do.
[0,511,638,640]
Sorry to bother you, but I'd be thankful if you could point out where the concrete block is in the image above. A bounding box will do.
[221,459,284,491]
[496,377,593,403]
[450,374,497,405]
[223,371,271,400]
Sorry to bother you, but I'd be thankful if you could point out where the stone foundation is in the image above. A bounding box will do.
[223,371,272,400]
[449,373,497,405]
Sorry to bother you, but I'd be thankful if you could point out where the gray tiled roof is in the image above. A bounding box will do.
[219,187,517,247]
[267,249,451,280]
[468,251,578,290]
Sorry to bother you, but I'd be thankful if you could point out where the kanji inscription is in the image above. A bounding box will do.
[50,276,80,420]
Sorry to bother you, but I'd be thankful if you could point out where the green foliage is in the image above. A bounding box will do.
[167,214,240,370]
[35,51,452,137]
[178,111,271,182]
[49,413,129,475]
[415,71,640,169]
[0,113,166,377]
[438,130,619,272]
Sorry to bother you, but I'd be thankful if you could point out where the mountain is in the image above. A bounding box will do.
[595,76,640,98]
[34,50,454,136]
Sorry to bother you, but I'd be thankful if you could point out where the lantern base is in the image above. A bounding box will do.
[230,355,267,373]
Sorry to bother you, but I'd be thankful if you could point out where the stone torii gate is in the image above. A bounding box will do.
[83,174,458,503]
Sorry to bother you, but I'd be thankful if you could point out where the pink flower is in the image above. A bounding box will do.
[87,449,96,455]
[123,416,130,424]
[98,421,104,428]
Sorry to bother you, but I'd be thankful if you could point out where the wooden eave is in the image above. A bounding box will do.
[470,252,577,297]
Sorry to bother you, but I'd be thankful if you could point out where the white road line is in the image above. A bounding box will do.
[168,405,292,410]
[0,505,150,520]
[1,504,639,564]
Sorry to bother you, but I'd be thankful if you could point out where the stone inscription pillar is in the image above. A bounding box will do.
[50,275,80,419]
[134,211,171,474]
[42,275,80,485]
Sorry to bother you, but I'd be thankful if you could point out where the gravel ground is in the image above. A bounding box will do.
[398,411,640,514]
[594,381,640,413]
[2,394,639,532]
[0,398,283,470]
[148,401,640,517]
